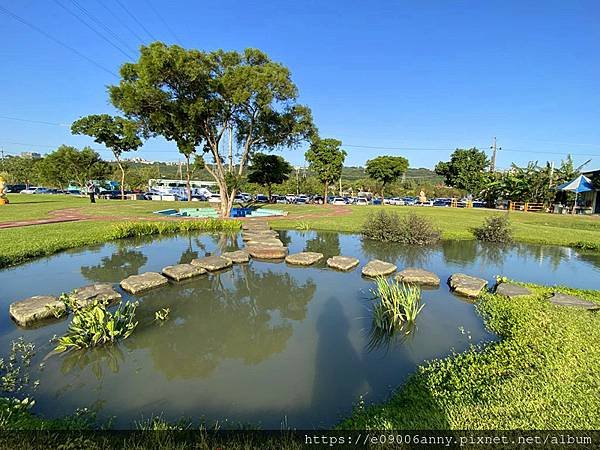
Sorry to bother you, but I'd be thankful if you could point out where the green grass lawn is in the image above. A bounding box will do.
[340,283,600,429]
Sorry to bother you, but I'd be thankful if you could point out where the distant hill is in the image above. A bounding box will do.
[123,161,442,183]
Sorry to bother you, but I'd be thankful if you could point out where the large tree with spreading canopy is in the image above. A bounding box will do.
[109,42,315,216]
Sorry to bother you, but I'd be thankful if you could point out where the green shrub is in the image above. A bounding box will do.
[110,219,241,239]
[55,296,138,353]
[472,214,513,243]
[361,211,441,245]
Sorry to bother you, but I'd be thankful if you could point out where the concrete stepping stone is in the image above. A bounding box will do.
[120,272,169,295]
[247,245,288,260]
[191,255,233,272]
[162,263,207,281]
[71,283,122,307]
[285,252,324,266]
[242,231,279,241]
[326,256,359,271]
[495,283,531,298]
[448,273,488,298]
[9,295,66,327]
[549,293,600,310]
[242,222,270,231]
[245,238,284,247]
[395,268,440,286]
[362,259,397,278]
[221,250,250,264]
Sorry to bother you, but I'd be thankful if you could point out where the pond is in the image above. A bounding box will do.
[1,231,599,429]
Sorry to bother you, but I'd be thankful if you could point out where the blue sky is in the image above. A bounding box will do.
[1,0,599,170]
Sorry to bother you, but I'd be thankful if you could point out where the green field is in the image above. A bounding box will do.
[2,195,598,269]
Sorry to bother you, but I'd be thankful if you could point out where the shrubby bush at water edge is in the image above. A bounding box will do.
[472,214,513,243]
[110,219,242,239]
[361,210,441,245]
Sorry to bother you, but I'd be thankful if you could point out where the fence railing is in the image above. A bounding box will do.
[507,201,545,212]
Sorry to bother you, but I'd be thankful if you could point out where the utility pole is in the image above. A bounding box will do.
[490,137,501,172]
[228,126,233,173]
[549,161,554,188]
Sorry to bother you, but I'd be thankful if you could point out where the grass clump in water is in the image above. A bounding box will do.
[361,211,441,245]
[110,219,241,239]
[371,277,424,333]
[472,214,513,243]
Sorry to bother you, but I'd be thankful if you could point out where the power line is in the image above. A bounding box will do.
[0,115,67,126]
[113,0,158,42]
[69,0,138,55]
[52,0,134,60]
[97,0,146,44]
[144,0,181,45]
[0,4,118,77]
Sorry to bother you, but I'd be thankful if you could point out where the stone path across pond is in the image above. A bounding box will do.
[9,219,599,328]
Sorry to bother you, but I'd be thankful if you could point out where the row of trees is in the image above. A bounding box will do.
[435,147,581,205]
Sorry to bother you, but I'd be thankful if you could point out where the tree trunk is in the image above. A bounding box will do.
[324,181,329,204]
[185,155,192,201]
[267,184,272,199]
[116,155,125,200]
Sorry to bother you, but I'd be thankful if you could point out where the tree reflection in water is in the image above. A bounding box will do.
[81,248,148,282]
[60,345,125,380]
[361,238,434,268]
[304,232,341,258]
[121,263,316,379]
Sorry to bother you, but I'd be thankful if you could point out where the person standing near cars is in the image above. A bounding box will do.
[87,180,96,203]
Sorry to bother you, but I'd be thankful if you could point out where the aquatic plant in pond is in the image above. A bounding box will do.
[0,339,37,394]
[55,296,139,353]
[370,277,424,334]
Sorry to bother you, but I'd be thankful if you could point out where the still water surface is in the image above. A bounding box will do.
[1,231,598,428]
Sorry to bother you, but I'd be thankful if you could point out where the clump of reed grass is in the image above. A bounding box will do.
[110,219,241,239]
[370,277,424,334]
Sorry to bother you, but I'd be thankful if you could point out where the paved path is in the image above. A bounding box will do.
[0,205,352,229]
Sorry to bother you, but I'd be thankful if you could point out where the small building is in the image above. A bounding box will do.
[582,169,600,214]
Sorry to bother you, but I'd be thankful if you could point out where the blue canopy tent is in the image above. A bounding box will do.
[557,175,594,214]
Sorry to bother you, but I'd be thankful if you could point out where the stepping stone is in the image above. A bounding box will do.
[71,283,122,307]
[247,245,288,260]
[245,239,284,247]
[120,272,169,295]
[242,231,279,241]
[191,255,233,272]
[495,283,531,299]
[221,250,250,264]
[549,293,599,310]
[327,256,359,271]
[448,273,488,298]
[285,252,324,266]
[362,259,397,278]
[242,222,270,231]
[395,268,440,286]
[9,295,66,327]
[162,263,207,281]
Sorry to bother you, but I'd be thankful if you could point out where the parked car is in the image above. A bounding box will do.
[208,194,221,203]
[371,197,382,205]
[389,197,404,206]
[355,197,369,206]
[433,198,451,207]
[274,195,287,204]
[255,194,269,203]
[331,197,347,205]
[240,192,252,202]
[6,184,26,193]
[312,195,324,204]
[296,196,308,204]
[402,197,417,205]
[20,187,50,194]
[285,194,297,203]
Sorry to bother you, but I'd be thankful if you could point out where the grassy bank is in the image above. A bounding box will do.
[340,283,600,429]
[0,220,240,269]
